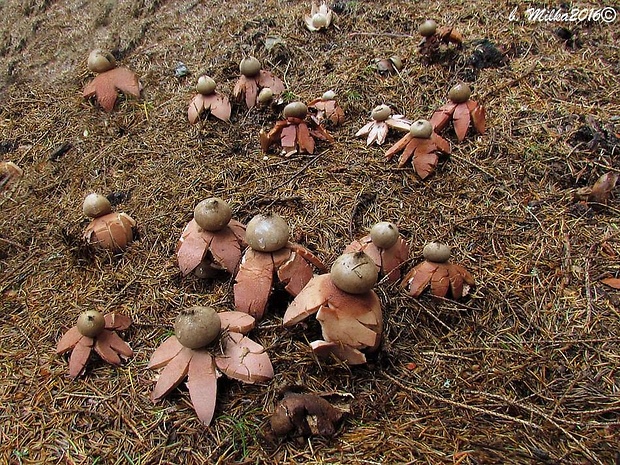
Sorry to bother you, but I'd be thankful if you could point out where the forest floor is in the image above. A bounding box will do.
[1,0,619,463]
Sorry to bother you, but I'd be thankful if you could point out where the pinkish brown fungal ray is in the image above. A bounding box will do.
[216,332,274,383]
[151,346,193,401]
[187,350,218,425]
[148,336,185,370]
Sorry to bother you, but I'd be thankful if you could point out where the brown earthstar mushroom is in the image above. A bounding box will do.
[355,104,411,146]
[148,306,273,426]
[283,252,382,365]
[344,222,409,282]
[234,213,327,320]
[308,90,345,127]
[188,75,232,124]
[56,310,133,378]
[417,20,463,59]
[304,2,334,31]
[385,119,451,179]
[430,83,486,141]
[233,56,286,109]
[176,197,246,278]
[401,242,475,300]
[260,102,334,156]
[83,49,141,112]
[82,193,136,252]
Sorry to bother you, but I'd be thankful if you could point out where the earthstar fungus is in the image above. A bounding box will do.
[188,75,232,124]
[234,214,327,320]
[308,90,345,127]
[430,83,486,141]
[304,2,334,31]
[402,242,475,300]
[385,119,451,179]
[56,310,133,378]
[83,49,141,112]
[82,193,136,252]
[283,252,382,365]
[260,102,334,156]
[345,222,409,282]
[176,197,246,278]
[148,306,273,426]
[271,392,345,437]
[355,105,411,146]
[417,20,463,58]
[233,56,285,109]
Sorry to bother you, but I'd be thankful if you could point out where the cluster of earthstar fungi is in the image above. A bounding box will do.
[67,10,482,434]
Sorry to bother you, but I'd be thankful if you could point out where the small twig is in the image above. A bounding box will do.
[467,390,605,465]
[384,373,542,430]
[482,61,540,98]
[0,236,26,250]
[240,152,324,210]
[348,32,415,39]
[450,152,497,181]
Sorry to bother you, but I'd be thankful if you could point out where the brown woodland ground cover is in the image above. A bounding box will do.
[1,0,619,463]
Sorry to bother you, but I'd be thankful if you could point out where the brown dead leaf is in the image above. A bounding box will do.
[83,67,141,112]
[601,277,620,289]
[588,172,618,205]
[0,161,23,192]
[270,392,345,437]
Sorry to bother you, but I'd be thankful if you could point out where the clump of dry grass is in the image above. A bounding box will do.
[1,0,619,463]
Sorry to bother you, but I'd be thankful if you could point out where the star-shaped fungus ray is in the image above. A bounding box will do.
[83,67,140,112]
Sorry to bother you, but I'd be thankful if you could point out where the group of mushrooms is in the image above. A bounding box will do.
[64,194,475,427]
[67,8,482,433]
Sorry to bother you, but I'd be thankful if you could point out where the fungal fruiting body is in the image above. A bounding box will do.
[283,252,382,365]
[234,214,327,320]
[260,102,334,156]
[345,222,409,282]
[233,56,285,109]
[355,104,411,146]
[148,307,273,426]
[417,20,463,58]
[82,193,136,252]
[176,198,246,278]
[188,75,232,124]
[271,392,345,437]
[374,56,403,75]
[83,49,141,112]
[56,311,133,378]
[430,83,486,141]
[384,119,451,179]
[308,90,345,127]
[304,2,334,31]
[401,242,475,300]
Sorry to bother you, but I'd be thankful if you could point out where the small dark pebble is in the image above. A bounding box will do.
[174,62,190,78]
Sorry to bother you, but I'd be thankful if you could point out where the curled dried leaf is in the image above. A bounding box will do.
[271,392,345,437]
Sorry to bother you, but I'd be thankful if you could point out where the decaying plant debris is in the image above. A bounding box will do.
[1,0,620,463]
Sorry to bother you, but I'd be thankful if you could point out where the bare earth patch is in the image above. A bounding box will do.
[1,0,619,463]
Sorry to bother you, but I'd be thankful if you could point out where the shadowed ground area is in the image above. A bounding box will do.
[1,0,619,463]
